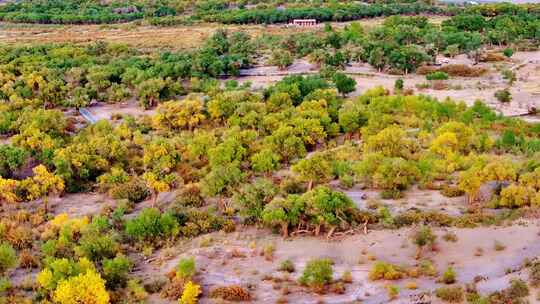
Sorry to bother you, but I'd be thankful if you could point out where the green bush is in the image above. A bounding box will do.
[76,234,119,262]
[124,208,179,242]
[103,254,132,289]
[176,257,196,280]
[435,286,464,302]
[426,71,449,81]
[109,177,151,203]
[174,184,204,207]
[278,260,295,273]
[394,78,404,91]
[441,266,456,284]
[494,89,511,103]
[506,278,529,298]
[529,261,540,286]
[412,225,436,258]
[299,258,333,289]
[0,243,17,274]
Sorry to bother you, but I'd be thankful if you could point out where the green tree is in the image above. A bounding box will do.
[232,178,278,223]
[373,157,419,197]
[292,153,332,190]
[458,165,483,204]
[301,186,354,236]
[269,49,293,70]
[0,144,28,178]
[332,72,356,96]
[262,195,305,237]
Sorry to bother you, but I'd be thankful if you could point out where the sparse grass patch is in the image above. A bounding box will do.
[435,286,464,302]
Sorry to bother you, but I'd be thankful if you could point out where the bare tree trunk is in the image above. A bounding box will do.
[44,197,49,214]
[326,226,336,239]
[281,223,289,238]
[152,192,158,208]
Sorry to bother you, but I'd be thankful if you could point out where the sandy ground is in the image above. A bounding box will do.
[86,100,155,121]
[235,51,540,118]
[345,186,467,217]
[132,220,540,304]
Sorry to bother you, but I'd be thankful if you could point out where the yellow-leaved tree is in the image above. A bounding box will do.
[179,281,201,304]
[152,97,206,131]
[53,270,110,304]
[142,138,180,206]
[0,177,20,203]
[21,164,64,212]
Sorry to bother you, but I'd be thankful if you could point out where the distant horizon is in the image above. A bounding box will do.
[441,0,540,3]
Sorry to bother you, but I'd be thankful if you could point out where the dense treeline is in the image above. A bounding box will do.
[0,0,149,24]
[199,2,453,24]
[0,0,453,24]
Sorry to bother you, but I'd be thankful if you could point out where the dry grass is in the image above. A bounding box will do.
[0,15,449,50]
[0,22,312,50]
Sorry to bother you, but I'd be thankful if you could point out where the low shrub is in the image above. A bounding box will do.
[179,281,201,304]
[176,257,196,280]
[441,185,465,197]
[209,285,251,301]
[278,260,295,273]
[426,71,449,81]
[481,52,507,62]
[0,243,17,274]
[441,266,456,284]
[369,261,406,281]
[109,177,150,203]
[494,89,512,103]
[124,208,179,242]
[435,286,464,302]
[386,284,400,299]
[417,65,487,77]
[506,278,529,299]
[174,184,204,207]
[76,234,119,262]
[412,225,436,259]
[103,255,132,289]
[529,261,540,286]
[299,258,334,290]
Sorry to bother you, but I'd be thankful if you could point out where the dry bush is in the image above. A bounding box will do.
[417,65,487,77]
[431,81,448,90]
[329,282,346,294]
[2,222,34,249]
[160,277,186,299]
[369,261,407,281]
[441,185,465,198]
[481,53,506,62]
[210,285,251,301]
[19,249,39,269]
